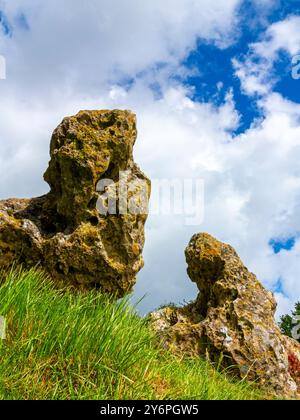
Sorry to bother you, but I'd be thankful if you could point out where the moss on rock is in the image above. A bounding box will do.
[150,233,300,398]
[0,110,150,297]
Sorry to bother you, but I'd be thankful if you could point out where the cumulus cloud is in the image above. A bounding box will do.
[0,0,300,318]
[0,0,241,97]
[253,15,300,58]
[233,15,300,96]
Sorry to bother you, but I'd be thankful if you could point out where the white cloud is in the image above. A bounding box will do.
[234,15,300,96]
[0,0,241,97]
[275,293,293,319]
[253,15,300,59]
[233,56,271,95]
[0,1,300,319]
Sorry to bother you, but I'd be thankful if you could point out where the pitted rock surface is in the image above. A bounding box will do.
[150,233,300,397]
[0,110,150,297]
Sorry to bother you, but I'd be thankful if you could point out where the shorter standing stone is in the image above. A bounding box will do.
[150,233,300,398]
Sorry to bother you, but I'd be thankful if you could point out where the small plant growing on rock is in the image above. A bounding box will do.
[288,353,300,388]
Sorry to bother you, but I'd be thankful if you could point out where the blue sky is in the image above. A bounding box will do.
[0,0,300,317]
[183,1,300,132]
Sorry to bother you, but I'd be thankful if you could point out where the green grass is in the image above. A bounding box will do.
[0,268,267,400]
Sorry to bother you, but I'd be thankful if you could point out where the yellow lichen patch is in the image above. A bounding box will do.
[132,242,140,256]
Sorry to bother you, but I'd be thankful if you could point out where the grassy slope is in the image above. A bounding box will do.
[0,269,266,400]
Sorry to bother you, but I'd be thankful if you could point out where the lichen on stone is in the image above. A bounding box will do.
[0,110,150,297]
[149,233,300,398]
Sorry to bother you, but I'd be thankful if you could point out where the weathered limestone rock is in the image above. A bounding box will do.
[150,233,300,397]
[0,110,150,297]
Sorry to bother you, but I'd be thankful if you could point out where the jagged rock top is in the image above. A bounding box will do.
[44,110,138,226]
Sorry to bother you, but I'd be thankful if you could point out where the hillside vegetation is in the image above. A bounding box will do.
[0,269,267,400]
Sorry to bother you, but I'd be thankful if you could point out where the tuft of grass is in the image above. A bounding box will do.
[0,268,267,400]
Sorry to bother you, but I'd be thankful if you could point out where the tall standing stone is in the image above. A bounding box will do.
[0,110,150,297]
